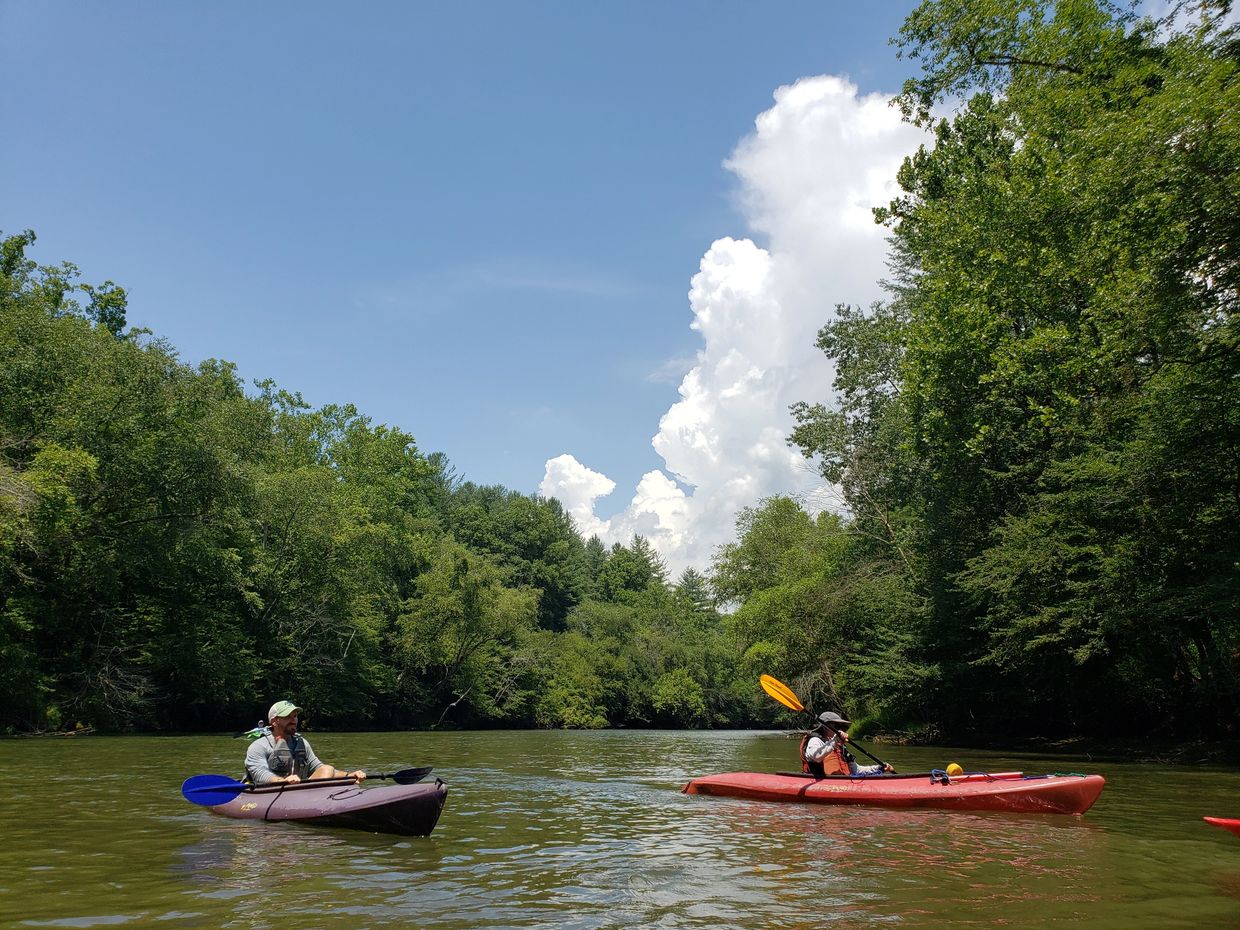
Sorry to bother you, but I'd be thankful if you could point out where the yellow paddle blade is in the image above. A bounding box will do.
[759,674,805,712]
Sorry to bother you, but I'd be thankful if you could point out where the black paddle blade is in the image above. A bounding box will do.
[366,766,433,784]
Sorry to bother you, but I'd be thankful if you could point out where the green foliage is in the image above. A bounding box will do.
[650,668,708,727]
[596,536,668,603]
[6,2,1237,742]
[448,485,588,630]
[714,498,934,730]
[772,0,1239,740]
[534,630,613,729]
[0,230,754,732]
[396,536,539,724]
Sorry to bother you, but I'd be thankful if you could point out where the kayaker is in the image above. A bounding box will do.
[244,700,367,785]
[800,711,893,778]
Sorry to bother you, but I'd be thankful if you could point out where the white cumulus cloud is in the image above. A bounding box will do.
[540,453,615,541]
[540,75,927,578]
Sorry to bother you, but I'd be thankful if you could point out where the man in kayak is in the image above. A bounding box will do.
[800,711,893,778]
[244,700,367,785]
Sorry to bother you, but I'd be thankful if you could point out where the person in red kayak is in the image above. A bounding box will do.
[800,711,893,778]
[244,700,367,785]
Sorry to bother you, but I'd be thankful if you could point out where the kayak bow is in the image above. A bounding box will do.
[1204,816,1240,838]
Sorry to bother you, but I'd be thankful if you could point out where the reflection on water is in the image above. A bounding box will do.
[1,731,1239,928]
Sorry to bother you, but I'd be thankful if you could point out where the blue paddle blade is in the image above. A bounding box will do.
[181,774,248,807]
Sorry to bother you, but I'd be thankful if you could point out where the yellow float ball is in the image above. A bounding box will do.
[945,762,964,777]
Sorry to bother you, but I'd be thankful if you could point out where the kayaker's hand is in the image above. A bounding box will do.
[838,731,850,743]
[349,770,366,782]
[281,774,301,784]
[882,763,895,773]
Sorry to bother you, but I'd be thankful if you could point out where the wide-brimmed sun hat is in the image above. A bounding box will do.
[817,711,850,729]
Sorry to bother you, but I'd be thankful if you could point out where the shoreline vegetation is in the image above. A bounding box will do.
[2,1,1237,745]
[8,724,1237,769]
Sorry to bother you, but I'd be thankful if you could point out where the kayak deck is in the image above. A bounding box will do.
[684,771,1105,815]
[208,779,447,836]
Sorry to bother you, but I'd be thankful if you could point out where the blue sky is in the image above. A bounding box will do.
[3,2,924,571]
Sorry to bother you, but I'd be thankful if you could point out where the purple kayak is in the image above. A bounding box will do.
[206,778,447,836]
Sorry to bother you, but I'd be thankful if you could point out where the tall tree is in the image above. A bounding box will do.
[784,0,1240,738]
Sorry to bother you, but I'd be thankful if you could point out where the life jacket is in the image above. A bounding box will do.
[800,732,850,778]
[262,734,313,779]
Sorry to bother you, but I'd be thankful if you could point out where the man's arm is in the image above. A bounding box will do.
[303,738,366,782]
[309,765,368,781]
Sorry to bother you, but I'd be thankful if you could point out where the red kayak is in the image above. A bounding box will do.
[684,771,1105,815]
[207,778,447,836]
[1204,817,1240,838]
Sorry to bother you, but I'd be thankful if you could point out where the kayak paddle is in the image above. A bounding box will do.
[180,766,434,807]
[182,774,260,806]
[364,766,434,784]
[759,673,895,772]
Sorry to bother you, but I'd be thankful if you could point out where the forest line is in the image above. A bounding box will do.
[2,0,1236,741]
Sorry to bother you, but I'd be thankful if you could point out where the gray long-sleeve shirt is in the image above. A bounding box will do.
[804,733,841,763]
[244,734,323,784]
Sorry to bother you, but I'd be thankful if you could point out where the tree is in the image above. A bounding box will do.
[596,536,666,603]
[0,229,758,733]
[395,537,539,726]
[779,0,1239,737]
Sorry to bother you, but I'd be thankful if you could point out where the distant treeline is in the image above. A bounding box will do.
[4,0,1238,742]
[0,230,760,733]
[722,0,1239,741]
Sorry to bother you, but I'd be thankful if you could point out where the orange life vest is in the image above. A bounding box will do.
[799,732,849,778]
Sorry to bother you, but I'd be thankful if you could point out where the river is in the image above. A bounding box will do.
[1,730,1237,928]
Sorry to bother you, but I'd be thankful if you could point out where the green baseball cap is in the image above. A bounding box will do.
[267,700,301,721]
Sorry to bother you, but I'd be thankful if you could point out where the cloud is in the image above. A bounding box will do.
[541,75,926,577]
[540,454,615,541]
[364,258,641,315]
[645,354,698,385]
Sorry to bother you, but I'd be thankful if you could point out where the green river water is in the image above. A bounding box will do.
[1,730,1237,929]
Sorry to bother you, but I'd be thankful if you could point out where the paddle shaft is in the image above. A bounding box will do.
[252,766,432,788]
[182,766,433,806]
[217,768,430,790]
[237,770,429,793]
[241,776,358,794]
[759,674,893,771]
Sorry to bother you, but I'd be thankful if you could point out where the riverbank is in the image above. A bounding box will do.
[10,722,1239,769]
[879,734,1240,767]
